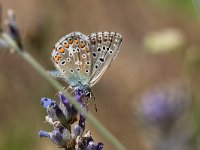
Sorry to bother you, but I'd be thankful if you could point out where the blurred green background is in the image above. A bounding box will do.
[0,0,200,150]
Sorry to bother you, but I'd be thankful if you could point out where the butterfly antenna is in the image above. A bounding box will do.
[94,103,97,112]
[65,86,72,92]
[92,91,97,112]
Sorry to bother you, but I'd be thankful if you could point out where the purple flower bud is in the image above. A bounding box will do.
[49,128,64,146]
[6,9,23,49]
[76,136,86,149]
[58,92,69,108]
[51,128,75,148]
[57,93,78,125]
[75,89,84,103]
[96,142,104,150]
[87,141,96,150]
[72,124,84,138]
[39,130,49,138]
[41,97,56,108]
[87,141,104,150]
[79,114,86,129]
[72,114,86,138]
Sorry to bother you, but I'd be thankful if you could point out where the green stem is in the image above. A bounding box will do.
[193,0,200,22]
[1,32,127,150]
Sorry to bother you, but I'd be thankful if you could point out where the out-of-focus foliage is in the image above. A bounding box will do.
[144,28,185,54]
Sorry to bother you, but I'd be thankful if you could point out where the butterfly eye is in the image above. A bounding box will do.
[68,38,73,44]
[86,92,92,98]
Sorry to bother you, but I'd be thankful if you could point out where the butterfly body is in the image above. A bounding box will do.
[49,31,122,97]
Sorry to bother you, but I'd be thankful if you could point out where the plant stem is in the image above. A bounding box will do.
[1,32,127,150]
[193,0,200,22]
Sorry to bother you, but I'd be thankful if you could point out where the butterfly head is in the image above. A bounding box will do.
[82,86,93,99]
[75,85,93,99]
[85,90,92,99]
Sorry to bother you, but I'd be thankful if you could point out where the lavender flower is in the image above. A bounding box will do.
[39,91,103,150]
[135,83,194,150]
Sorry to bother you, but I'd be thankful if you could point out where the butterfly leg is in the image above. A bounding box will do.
[54,86,66,98]
[91,92,98,112]
[66,86,73,93]
[85,93,97,112]
[69,87,75,95]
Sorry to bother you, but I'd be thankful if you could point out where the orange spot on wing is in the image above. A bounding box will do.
[79,42,85,48]
[54,55,62,62]
[74,39,79,44]
[68,38,73,44]
[58,47,65,53]
[86,47,90,53]
[64,43,69,48]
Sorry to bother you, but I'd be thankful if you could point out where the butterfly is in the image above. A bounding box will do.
[49,31,122,98]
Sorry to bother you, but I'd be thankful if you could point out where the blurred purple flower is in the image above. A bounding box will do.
[138,83,191,130]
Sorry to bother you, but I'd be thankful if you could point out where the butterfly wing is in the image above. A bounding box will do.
[87,31,122,87]
[51,32,93,87]
[47,70,66,81]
